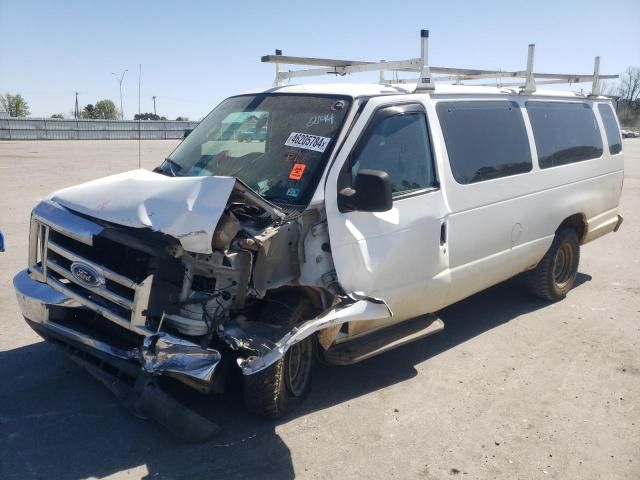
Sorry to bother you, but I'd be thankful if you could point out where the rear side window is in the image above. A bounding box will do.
[597,104,622,154]
[437,101,532,184]
[527,102,603,168]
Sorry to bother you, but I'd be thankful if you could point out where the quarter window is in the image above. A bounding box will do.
[597,104,622,155]
[436,101,532,184]
[351,111,437,197]
[527,101,603,168]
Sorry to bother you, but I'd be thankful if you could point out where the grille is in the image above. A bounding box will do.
[29,217,154,334]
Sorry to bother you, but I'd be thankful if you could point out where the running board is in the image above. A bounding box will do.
[322,314,444,366]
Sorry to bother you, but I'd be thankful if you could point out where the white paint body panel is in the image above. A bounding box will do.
[50,169,236,254]
[321,91,623,325]
[325,96,451,323]
[427,96,624,305]
[49,86,624,329]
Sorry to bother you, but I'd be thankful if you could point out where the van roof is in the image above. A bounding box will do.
[262,82,611,100]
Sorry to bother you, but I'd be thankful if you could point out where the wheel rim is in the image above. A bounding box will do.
[285,341,311,397]
[553,242,574,288]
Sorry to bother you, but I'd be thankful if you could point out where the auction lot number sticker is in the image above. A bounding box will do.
[285,132,331,153]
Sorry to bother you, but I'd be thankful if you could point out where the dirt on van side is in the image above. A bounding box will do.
[0,139,638,480]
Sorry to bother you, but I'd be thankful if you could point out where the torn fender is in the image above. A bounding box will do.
[232,294,393,375]
[50,169,283,254]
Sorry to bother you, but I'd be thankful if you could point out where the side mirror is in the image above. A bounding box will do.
[0,230,5,252]
[338,169,393,213]
[183,128,193,139]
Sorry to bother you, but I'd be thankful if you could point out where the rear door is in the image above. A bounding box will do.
[324,97,450,322]
[434,99,536,303]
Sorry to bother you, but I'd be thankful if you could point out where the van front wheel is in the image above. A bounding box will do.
[525,228,580,301]
[242,297,315,419]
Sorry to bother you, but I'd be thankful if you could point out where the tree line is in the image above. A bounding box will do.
[0,93,188,121]
[604,67,640,127]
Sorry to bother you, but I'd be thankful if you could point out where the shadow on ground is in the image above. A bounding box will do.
[0,273,591,480]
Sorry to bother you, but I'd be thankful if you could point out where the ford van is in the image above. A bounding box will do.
[13,33,624,438]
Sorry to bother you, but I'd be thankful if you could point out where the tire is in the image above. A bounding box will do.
[524,228,580,301]
[243,297,315,419]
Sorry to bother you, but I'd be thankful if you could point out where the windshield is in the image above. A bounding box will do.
[161,93,351,205]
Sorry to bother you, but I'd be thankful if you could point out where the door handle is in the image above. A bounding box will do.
[440,221,447,246]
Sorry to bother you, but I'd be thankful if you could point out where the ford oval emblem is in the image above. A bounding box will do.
[70,262,105,288]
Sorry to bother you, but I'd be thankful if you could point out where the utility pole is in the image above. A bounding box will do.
[74,92,79,119]
[152,96,157,116]
[112,69,128,120]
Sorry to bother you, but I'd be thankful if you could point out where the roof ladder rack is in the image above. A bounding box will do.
[416,29,435,92]
[261,29,617,95]
[522,44,537,94]
[591,56,601,96]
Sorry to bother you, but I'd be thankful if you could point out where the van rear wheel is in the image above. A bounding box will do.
[525,228,580,301]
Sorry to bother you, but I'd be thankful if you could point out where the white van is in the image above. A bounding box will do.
[13,34,624,438]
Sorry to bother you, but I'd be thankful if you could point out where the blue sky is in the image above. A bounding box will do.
[1,0,638,120]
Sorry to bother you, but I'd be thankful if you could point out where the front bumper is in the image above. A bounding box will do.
[14,268,224,441]
[13,269,222,390]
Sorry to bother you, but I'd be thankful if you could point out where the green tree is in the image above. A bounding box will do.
[81,104,97,119]
[80,100,118,119]
[50,113,64,119]
[176,116,189,121]
[94,99,118,120]
[134,112,167,120]
[0,93,31,117]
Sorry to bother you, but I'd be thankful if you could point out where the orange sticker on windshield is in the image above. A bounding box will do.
[289,163,306,180]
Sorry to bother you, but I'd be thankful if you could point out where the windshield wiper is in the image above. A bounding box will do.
[157,158,182,177]
[261,195,297,205]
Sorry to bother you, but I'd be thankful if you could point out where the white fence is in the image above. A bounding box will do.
[0,118,199,140]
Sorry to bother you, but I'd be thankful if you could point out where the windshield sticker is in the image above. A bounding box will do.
[286,187,301,198]
[285,132,331,153]
[289,163,307,181]
[306,113,335,127]
[256,180,270,194]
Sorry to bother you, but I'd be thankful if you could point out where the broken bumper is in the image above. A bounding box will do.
[13,269,222,389]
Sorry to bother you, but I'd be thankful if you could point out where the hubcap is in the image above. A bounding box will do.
[285,341,311,397]
[553,242,574,288]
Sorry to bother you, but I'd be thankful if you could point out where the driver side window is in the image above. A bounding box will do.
[351,110,436,197]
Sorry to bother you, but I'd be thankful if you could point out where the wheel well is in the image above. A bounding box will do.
[262,286,334,316]
[557,214,587,243]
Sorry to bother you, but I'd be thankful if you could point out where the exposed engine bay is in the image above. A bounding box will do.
[25,170,392,392]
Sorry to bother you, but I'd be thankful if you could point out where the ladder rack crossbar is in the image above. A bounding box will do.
[263,30,617,94]
[264,56,615,83]
[273,58,423,81]
[261,55,373,68]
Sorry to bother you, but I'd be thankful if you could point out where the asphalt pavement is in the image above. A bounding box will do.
[0,139,638,479]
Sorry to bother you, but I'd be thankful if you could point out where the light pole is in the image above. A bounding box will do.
[112,69,128,120]
[152,96,157,117]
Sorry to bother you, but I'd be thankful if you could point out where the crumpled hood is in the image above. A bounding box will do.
[50,169,237,254]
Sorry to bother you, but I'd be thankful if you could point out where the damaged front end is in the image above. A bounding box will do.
[14,170,391,439]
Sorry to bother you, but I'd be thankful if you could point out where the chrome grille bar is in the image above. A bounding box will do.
[32,200,103,246]
[46,275,132,329]
[47,239,137,289]
[28,202,155,336]
[46,258,134,311]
